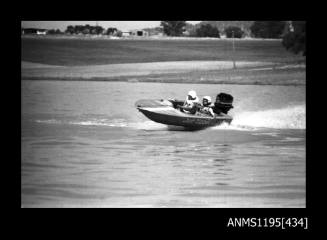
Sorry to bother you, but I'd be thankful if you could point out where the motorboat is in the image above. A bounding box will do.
[135,93,234,130]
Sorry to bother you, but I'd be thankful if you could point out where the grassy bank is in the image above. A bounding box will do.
[22,61,305,86]
[21,37,304,66]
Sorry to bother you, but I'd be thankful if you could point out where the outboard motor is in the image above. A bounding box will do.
[213,93,234,114]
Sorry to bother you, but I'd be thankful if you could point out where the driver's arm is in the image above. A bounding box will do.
[209,108,215,117]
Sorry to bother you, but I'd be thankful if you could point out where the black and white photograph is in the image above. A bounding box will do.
[21,21,306,208]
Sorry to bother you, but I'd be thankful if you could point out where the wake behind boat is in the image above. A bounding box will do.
[135,93,234,130]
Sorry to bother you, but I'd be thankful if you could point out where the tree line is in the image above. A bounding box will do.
[161,21,288,38]
[64,25,121,35]
[46,26,120,36]
[161,21,305,56]
[45,25,120,36]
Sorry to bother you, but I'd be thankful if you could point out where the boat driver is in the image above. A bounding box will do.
[199,96,215,117]
[178,90,200,114]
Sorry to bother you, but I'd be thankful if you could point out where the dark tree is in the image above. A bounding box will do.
[94,26,104,35]
[224,26,244,38]
[282,21,306,56]
[47,29,56,34]
[65,25,75,34]
[83,28,90,34]
[160,21,186,36]
[74,25,84,34]
[250,21,286,38]
[48,29,62,35]
[106,28,118,35]
[195,24,220,38]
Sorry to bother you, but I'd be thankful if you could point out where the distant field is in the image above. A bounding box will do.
[21,37,306,85]
[21,37,304,66]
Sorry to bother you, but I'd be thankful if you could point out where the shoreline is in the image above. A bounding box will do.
[22,60,305,86]
[21,77,305,86]
[21,34,283,41]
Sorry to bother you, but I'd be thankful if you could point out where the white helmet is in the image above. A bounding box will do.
[203,96,212,104]
[188,90,197,99]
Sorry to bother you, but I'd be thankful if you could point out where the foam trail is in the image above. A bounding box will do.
[232,105,305,130]
[69,119,128,127]
[35,118,168,130]
[211,122,256,131]
[129,121,168,130]
[35,119,61,124]
[35,118,128,127]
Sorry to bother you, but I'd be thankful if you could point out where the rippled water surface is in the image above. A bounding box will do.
[21,81,305,207]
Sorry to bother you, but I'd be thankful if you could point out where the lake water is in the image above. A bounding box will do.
[21,81,306,207]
